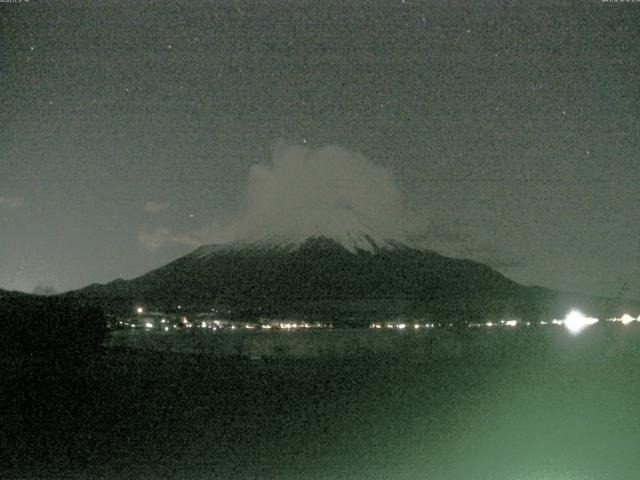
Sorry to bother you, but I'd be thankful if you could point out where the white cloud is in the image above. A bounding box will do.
[137,142,515,266]
[143,201,170,214]
[213,142,411,243]
[137,143,415,249]
[138,227,203,251]
[0,196,24,209]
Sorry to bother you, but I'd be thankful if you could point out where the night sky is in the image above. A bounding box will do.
[1,1,638,297]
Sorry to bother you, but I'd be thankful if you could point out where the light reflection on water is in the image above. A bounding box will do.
[335,327,639,480]
[37,324,640,479]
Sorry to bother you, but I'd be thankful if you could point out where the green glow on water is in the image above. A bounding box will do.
[20,324,640,479]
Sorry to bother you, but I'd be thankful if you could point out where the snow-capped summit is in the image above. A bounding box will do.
[192,230,407,259]
[193,205,411,258]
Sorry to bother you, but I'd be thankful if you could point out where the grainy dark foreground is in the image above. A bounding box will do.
[4,326,640,480]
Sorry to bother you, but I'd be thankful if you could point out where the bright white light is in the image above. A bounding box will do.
[485,322,494,327]
[620,314,635,325]
[504,320,518,327]
[397,323,406,329]
[164,326,169,332]
[145,322,153,329]
[136,307,144,314]
[563,310,598,335]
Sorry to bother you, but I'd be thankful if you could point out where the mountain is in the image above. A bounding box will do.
[0,288,31,300]
[63,234,632,325]
[0,288,107,358]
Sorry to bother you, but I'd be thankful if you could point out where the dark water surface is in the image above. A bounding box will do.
[4,325,640,479]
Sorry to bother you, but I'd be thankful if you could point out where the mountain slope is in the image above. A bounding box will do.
[63,235,627,324]
[0,288,31,299]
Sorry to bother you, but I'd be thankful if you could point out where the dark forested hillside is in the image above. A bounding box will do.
[60,236,634,324]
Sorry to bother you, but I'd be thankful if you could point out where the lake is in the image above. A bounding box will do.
[4,323,640,479]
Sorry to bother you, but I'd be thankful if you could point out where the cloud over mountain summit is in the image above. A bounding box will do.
[231,142,409,243]
[140,143,413,249]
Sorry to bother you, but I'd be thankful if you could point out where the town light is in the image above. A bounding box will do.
[563,310,598,335]
[620,314,635,325]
